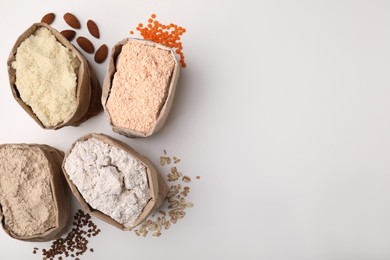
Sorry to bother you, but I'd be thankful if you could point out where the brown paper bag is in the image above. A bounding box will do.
[62,133,168,230]
[0,144,70,242]
[7,23,102,130]
[102,38,180,138]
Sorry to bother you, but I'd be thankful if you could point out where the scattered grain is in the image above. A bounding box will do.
[160,155,171,166]
[132,150,195,238]
[173,156,181,164]
[33,210,100,258]
[182,176,191,183]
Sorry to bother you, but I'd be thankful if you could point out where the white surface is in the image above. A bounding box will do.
[1,0,390,259]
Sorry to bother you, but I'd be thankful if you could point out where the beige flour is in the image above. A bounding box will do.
[0,146,56,237]
[106,40,175,133]
[12,27,80,127]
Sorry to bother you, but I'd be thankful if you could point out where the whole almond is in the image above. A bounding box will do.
[94,44,108,63]
[76,36,95,54]
[64,13,81,29]
[87,20,100,39]
[60,30,76,41]
[41,13,55,25]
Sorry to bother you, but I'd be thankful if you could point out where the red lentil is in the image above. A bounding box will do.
[130,14,187,68]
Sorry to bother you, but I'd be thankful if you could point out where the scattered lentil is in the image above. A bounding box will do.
[130,14,187,68]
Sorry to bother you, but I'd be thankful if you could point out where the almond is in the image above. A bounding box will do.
[94,44,108,63]
[64,12,81,29]
[60,30,76,41]
[76,36,95,53]
[41,13,55,25]
[87,20,100,39]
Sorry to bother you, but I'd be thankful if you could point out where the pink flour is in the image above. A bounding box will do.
[106,40,175,134]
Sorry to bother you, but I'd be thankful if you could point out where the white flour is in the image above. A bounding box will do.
[64,138,151,227]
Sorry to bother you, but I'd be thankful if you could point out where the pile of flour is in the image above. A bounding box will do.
[106,40,175,133]
[64,138,151,227]
[0,145,56,237]
[12,27,80,127]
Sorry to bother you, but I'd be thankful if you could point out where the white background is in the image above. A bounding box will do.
[1,0,390,259]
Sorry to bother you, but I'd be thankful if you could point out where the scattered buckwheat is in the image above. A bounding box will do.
[33,210,100,259]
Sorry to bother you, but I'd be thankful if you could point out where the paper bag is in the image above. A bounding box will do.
[102,38,180,138]
[62,133,168,230]
[0,144,69,241]
[7,23,102,130]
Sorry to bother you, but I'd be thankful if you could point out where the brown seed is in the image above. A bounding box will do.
[87,20,100,38]
[76,37,95,53]
[173,156,181,164]
[60,30,76,41]
[41,13,55,25]
[94,44,108,63]
[182,176,191,183]
[64,12,81,29]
